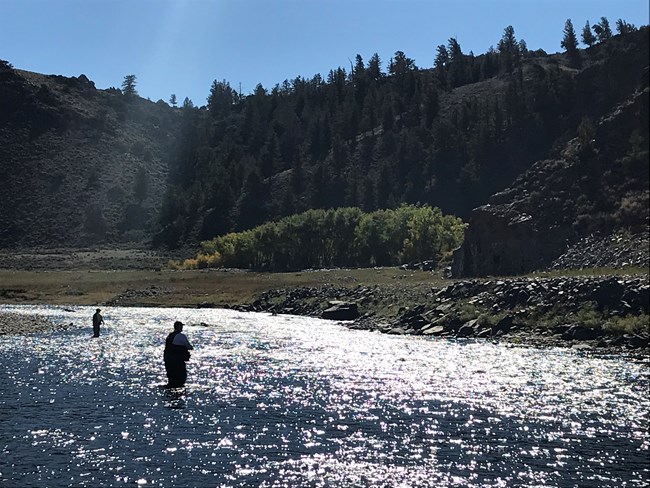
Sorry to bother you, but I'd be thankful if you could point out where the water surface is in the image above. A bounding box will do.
[0,305,648,487]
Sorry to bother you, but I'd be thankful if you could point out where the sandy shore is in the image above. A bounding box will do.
[0,311,70,335]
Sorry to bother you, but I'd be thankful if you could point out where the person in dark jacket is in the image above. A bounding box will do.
[92,309,104,337]
[164,321,193,388]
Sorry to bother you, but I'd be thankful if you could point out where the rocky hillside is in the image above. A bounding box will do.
[0,63,180,248]
[453,29,649,277]
[1,27,648,271]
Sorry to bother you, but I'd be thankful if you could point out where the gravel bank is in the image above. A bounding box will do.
[0,312,70,335]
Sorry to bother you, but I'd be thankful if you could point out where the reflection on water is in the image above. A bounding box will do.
[0,304,648,487]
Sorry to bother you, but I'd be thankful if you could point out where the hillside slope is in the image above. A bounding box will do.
[453,76,649,276]
[1,26,648,268]
[0,64,179,248]
[155,28,650,252]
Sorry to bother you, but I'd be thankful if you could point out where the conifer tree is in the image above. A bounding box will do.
[182,97,194,109]
[593,17,612,43]
[446,38,465,86]
[561,19,580,65]
[581,21,596,47]
[121,75,137,97]
[366,53,382,82]
[207,79,236,117]
[615,19,636,35]
[434,45,449,86]
[497,26,520,74]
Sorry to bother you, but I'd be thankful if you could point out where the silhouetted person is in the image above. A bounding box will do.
[92,308,104,337]
[164,321,193,388]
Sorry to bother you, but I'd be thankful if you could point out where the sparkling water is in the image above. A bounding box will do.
[0,305,648,487]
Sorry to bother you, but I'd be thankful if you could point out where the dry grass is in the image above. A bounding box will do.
[0,267,445,308]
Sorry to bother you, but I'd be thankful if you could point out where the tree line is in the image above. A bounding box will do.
[560,17,638,65]
[174,205,464,271]
[153,17,644,252]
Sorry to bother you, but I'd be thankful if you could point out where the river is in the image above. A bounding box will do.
[0,305,648,487]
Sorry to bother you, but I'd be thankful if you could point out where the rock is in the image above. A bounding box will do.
[591,278,626,311]
[458,320,478,337]
[386,327,407,335]
[627,334,650,349]
[476,328,492,338]
[573,326,602,341]
[562,325,601,341]
[321,302,359,321]
[435,303,453,313]
[492,315,514,335]
[421,325,445,336]
[554,323,573,336]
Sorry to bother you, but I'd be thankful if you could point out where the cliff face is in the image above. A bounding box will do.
[453,84,649,277]
[0,65,180,248]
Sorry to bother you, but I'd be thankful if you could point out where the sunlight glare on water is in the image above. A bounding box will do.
[0,305,648,487]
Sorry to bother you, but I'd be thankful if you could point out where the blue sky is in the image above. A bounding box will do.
[2,0,648,106]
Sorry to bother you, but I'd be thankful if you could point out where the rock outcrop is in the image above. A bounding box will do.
[453,84,649,277]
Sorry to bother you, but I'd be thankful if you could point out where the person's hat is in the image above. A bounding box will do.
[174,320,184,327]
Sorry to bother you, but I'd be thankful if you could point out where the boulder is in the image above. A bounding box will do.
[458,320,478,337]
[386,327,407,335]
[321,302,360,321]
[590,278,626,311]
[492,315,514,335]
[562,324,601,341]
[421,325,445,336]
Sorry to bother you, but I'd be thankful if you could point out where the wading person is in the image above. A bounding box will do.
[164,321,193,388]
[92,308,104,337]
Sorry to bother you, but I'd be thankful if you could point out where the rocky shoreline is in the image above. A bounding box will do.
[1,270,648,354]
[242,274,650,353]
[0,312,70,335]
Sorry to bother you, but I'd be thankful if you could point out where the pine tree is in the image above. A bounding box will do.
[561,19,580,65]
[182,97,194,109]
[593,17,612,43]
[581,21,596,47]
[169,94,177,107]
[615,19,637,35]
[497,26,520,74]
[434,44,449,86]
[446,38,466,87]
[207,79,236,117]
[366,53,382,82]
[121,75,137,97]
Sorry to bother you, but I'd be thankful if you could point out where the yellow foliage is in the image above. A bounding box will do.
[195,252,222,269]
[182,258,199,269]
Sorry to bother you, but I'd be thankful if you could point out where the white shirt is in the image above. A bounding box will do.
[172,332,193,349]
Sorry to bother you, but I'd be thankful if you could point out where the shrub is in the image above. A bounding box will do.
[195,252,221,269]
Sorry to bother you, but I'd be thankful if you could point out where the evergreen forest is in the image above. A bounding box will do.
[147,19,645,271]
